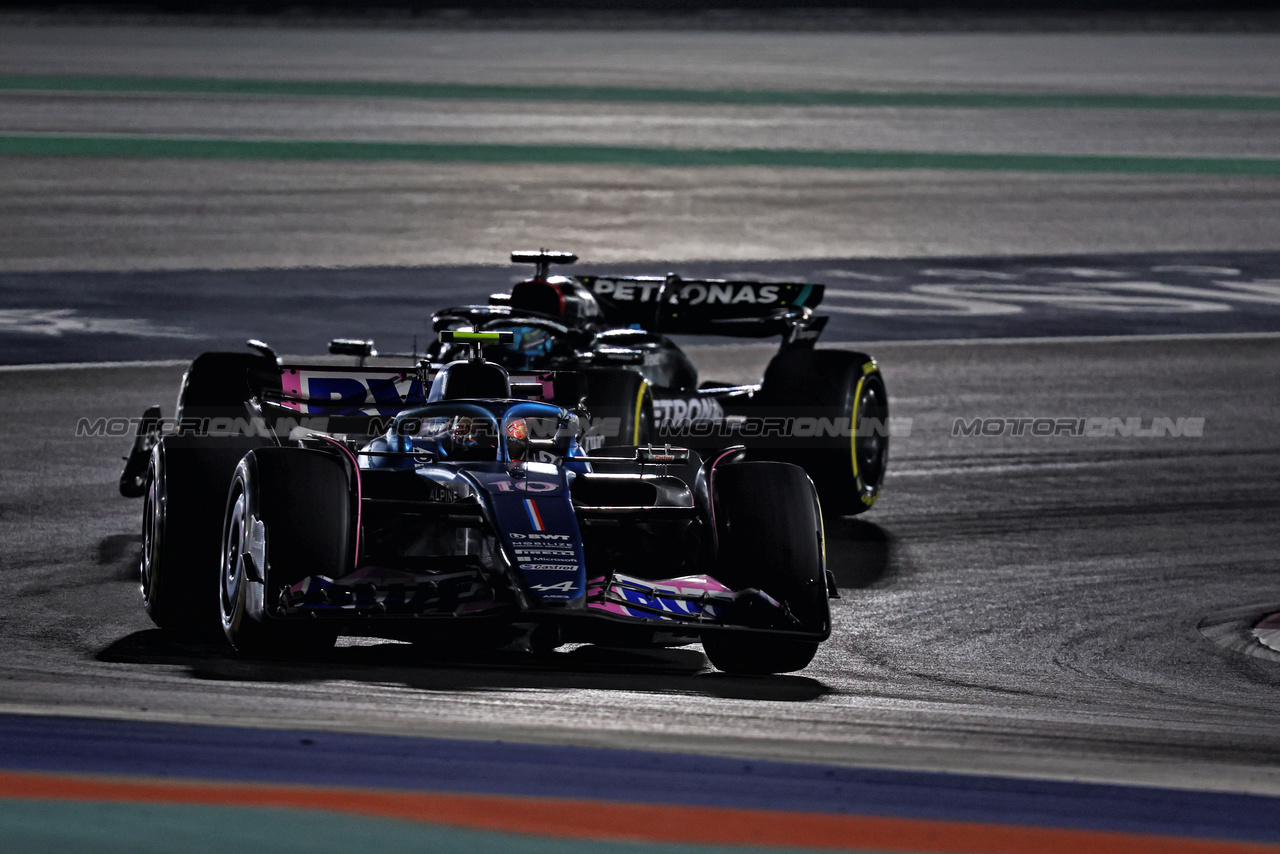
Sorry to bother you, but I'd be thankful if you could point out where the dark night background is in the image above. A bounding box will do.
[1,0,1277,26]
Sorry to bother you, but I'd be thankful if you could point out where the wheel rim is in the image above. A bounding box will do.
[140,460,161,603]
[220,490,246,633]
[855,380,888,488]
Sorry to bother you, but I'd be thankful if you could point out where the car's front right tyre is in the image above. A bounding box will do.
[702,461,829,675]
[219,449,348,657]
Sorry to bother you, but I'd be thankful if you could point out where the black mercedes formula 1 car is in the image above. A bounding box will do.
[414,250,887,516]
[117,252,887,674]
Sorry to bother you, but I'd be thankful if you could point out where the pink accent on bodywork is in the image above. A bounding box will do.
[280,369,303,411]
[706,447,741,554]
[538,373,556,402]
[586,573,739,620]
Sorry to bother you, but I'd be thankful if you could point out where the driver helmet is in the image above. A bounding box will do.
[447,415,497,460]
[506,417,529,462]
[487,325,554,370]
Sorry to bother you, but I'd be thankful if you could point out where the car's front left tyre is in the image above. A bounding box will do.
[142,439,254,638]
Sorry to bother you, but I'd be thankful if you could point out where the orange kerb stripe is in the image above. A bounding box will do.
[0,769,1275,854]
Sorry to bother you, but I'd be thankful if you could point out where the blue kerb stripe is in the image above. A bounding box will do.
[1,714,1280,843]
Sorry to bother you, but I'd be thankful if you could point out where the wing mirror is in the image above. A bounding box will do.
[329,338,377,364]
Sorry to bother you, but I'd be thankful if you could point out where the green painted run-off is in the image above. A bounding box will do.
[3,134,1279,176]
[3,74,1280,112]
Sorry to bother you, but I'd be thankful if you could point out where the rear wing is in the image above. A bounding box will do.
[267,364,585,419]
[579,275,825,338]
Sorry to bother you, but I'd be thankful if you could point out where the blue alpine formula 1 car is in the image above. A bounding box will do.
[132,331,835,674]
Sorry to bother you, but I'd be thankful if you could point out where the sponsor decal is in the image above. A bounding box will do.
[281,369,424,416]
[653,396,725,429]
[424,481,463,503]
[590,280,782,306]
[519,564,579,573]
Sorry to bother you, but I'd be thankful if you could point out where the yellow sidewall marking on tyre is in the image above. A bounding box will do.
[633,380,649,444]
[850,375,866,484]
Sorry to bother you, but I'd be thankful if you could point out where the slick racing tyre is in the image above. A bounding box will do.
[756,348,888,517]
[220,448,349,657]
[175,351,280,435]
[142,439,257,638]
[582,368,654,448]
[702,462,828,675]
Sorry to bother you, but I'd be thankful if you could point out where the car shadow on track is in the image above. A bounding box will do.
[824,517,893,590]
[97,630,833,702]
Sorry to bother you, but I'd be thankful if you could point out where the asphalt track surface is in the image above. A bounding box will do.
[2,22,1280,853]
[3,27,1280,272]
[5,253,1280,364]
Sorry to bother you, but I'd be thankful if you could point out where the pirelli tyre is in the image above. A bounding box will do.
[582,368,653,449]
[175,351,280,435]
[220,449,348,657]
[141,438,260,638]
[755,348,888,517]
[702,461,828,675]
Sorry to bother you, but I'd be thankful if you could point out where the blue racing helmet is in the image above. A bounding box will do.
[486,324,555,370]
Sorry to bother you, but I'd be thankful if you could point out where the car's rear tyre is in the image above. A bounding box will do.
[702,461,827,675]
[582,369,653,447]
[220,449,349,657]
[141,439,254,638]
[756,348,888,516]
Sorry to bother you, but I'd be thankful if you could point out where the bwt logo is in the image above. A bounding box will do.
[281,370,424,416]
[952,417,1205,438]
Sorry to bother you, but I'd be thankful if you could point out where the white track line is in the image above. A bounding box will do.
[845,330,1280,348]
[0,358,189,372]
[2,330,1278,372]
